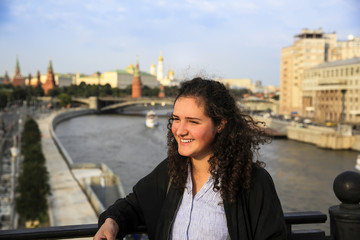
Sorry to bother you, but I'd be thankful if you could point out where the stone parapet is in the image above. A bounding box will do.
[287,126,356,150]
[37,111,98,228]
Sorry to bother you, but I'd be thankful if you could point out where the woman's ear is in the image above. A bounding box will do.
[217,119,227,133]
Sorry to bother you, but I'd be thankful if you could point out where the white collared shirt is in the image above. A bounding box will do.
[170,169,230,240]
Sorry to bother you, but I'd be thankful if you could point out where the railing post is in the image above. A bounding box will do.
[329,171,360,240]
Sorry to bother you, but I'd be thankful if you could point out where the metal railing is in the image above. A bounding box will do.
[0,211,328,240]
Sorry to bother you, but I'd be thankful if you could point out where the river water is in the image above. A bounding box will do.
[55,108,359,234]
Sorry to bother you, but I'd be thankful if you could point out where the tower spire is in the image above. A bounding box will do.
[48,57,53,72]
[3,71,10,84]
[134,56,140,77]
[12,56,25,87]
[15,56,20,74]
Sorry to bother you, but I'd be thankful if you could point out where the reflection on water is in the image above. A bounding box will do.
[55,112,359,234]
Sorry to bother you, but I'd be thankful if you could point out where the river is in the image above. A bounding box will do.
[54,108,359,234]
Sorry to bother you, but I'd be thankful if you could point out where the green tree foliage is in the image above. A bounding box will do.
[1,85,44,107]
[164,86,179,97]
[272,94,280,100]
[47,87,61,97]
[0,91,9,109]
[34,85,45,97]
[11,87,27,101]
[142,86,160,97]
[3,81,167,109]
[22,143,45,165]
[16,118,50,224]
[58,93,72,107]
[22,118,41,148]
[102,83,112,96]
[230,88,251,98]
[16,161,50,222]
[84,84,99,97]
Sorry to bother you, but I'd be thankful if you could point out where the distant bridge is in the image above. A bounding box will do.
[37,96,277,113]
[71,97,175,112]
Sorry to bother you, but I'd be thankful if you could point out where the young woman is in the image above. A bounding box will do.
[94,78,286,240]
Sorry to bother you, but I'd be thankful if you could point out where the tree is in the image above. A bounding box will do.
[34,85,45,96]
[164,86,179,97]
[47,87,61,97]
[16,161,50,223]
[22,118,41,148]
[58,93,72,107]
[11,87,27,101]
[0,92,8,109]
[272,95,280,101]
[16,118,51,225]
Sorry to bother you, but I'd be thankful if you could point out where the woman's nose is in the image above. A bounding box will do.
[176,122,188,136]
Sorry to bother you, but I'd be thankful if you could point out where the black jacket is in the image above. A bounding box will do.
[98,159,287,240]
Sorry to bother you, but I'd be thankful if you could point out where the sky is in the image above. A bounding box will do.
[0,0,359,86]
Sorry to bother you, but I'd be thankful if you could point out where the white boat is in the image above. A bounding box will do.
[145,110,159,128]
[356,155,360,171]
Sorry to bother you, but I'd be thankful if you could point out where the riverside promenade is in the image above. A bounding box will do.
[37,112,98,229]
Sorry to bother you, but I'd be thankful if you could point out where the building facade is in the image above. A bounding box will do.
[302,57,360,123]
[75,68,159,89]
[27,73,74,88]
[279,28,360,116]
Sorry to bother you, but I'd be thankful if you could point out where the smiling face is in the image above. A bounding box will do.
[171,97,218,162]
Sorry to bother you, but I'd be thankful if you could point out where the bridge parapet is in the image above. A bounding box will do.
[99,97,174,112]
[71,97,174,112]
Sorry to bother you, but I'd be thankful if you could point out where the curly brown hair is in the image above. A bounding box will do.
[167,77,271,202]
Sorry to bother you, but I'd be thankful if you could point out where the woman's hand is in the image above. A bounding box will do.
[93,218,119,240]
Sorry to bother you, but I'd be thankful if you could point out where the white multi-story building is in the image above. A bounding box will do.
[280,28,360,116]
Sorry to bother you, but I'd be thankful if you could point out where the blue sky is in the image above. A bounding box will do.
[0,0,359,86]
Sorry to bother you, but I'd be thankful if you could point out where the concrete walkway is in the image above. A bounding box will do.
[37,112,98,227]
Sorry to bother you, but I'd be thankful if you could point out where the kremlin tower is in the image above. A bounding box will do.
[42,59,56,95]
[158,85,165,98]
[3,71,10,84]
[12,57,25,87]
[132,58,142,98]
